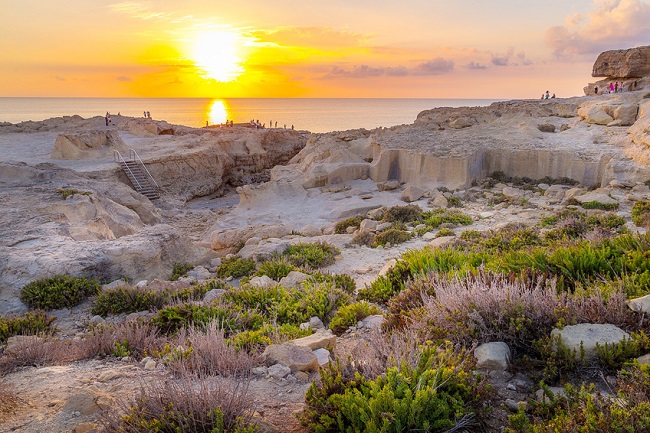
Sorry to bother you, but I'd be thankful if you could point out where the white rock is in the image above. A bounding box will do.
[359,219,379,232]
[279,271,309,288]
[474,342,511,370]
[401,185,426,202]
[313,348,331,366]
[551,323,629,360]
[248,275,276,289]
[268,363,291,380]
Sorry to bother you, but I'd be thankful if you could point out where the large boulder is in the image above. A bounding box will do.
[592,46,650,78]
[551,323,629,360]
[51,130,128,160]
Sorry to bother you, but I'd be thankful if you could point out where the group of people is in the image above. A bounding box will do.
[143,111,151,119]
[594,81,638,95]
[541,90,556,99]
[249,119,294,130]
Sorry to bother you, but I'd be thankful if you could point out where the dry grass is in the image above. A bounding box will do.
[0,381,24,422]
[166,322,260,378]
[78,320,166,360]
[0,335,82,374]
[99,371,255,433]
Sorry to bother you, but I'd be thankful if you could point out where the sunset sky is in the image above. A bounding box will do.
[1,0,649,99]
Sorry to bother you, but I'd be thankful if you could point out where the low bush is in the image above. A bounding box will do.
[103,374,257,433]
[80,321,165,360]
[422,208,473,229]
[350,230,376,247]
[228,323,310,352]
[55,188,92,200]
[577,200,619,211]
[20,275,101,310]
[217,256,257,279]
[255,256,296,281]
[0,311,56,344]
[383,205,423,223]
[307,272,356,295]
[151,302,240,335]
[632,200,650,228]
[436,227,456,237]
[329,301,382,335]
[373,228,412,247]
[446,195,463,207]
[334,215,364,234]
[300,343,491,433]
[91,283,210,317]
[283,242,340,269]
[170,262,194,281]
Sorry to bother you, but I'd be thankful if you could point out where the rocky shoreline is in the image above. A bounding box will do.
[2,46,650,432]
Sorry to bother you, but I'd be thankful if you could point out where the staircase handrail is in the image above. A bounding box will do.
[113,150,144,191]
[129,149,159,188]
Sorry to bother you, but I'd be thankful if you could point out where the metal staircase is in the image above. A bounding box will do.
[114,149,160,201]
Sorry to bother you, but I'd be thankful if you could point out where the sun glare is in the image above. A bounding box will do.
[192,31,244,82]
[207,99,230,125]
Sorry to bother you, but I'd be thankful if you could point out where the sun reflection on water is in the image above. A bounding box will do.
[207,99,231,125]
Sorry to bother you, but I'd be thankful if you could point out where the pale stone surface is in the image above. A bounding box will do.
[592,45,650,78]
[474,342,511,371]
[51,130,128,160]
[313,348,331,366]
[360,218,379,232]
[377,180,401,191]
[291,329,337,350]
[262,343,320,372]
[63,388,113,416]
[360,315,385,329]
[268,363,291,380]
[401,185,426,202]
[378,259,397,276]
[627,294,650,314]
[502,187,523,200]
[544,185,571,203]
[249,275,276,289]
[573,191,618,206]
[577,104,614,125]
[428,236,456,249]
[279,270,310,288]
[638,354,650,365]
[429,195,448,208]
[551,323,629,359]
[203,288,227,303]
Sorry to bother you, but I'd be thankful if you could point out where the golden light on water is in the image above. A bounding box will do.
[207,99,230,125]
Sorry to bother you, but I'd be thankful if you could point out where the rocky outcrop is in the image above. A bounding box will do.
[550,323,629,360]
[592,46,650,78]
[51,130,128,160]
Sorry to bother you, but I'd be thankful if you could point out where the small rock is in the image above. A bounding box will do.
[360,219,379,232]
[505,399,521,412]
[89,315,105,326]
[507,383,517,391]
[401,185,426,202]
[309,316,325,330]
[251,366,268,376]
[143,359,157,371]
[203,289,226,304]
[268,363,291,380]
[313,348,331,366]
[295,371,310,381]
[537,123,556,133]
[474,342,511,370]
[279,271,309,288]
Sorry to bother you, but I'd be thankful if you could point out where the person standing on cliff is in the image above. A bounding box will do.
[594,86,598,95]
[545,90,550,99]
[615,82,619,93]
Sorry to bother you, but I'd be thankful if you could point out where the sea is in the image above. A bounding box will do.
[0,98,501,133]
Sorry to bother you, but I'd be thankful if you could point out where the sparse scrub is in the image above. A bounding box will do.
[102,373,257,433]
[217,255,257,279]
[91,283,210,317]
[151,302,240,335]
[283,242,340,269]
[383,204,423,224]
[350,230,376,247]
[373,228,412,247]
[436,227,456,237]
[170,262,194,281]
[80,321,165,360]
[55,188,92,200]
[422,208,473,230]
[0,311,56,344]
[0,336,81,374]
[255,256,296,281]
[334,215,364,234]
[20,274,100,310]
[446,195,463,207]
[329,301,382,335]
[632,200,650,228]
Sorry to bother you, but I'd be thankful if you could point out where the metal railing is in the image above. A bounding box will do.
[114,150,144,191]
[129,149,159,188]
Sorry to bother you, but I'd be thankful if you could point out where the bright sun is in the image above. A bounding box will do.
[192,31,244,82]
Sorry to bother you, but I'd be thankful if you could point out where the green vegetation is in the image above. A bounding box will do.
[374,228,412,247]
[283,242,340,269]
[91,281,213,317]
[0,311,56,344]
[329,301,382,335]
[632,200,650,228]
[20,275,101,310]
[334,215,364,234]
[170,262,194,281]
[55,188,92,200]
[217,256,257,279]
[255,256,296,281]
[300,343,491,433]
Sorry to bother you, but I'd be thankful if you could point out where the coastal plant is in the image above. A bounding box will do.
[0,336,81,374]
[421,208,473,230]
[151,302,240,335]
[283,242,340,269]
[373,228,412,247]
[216,255,257,279]
[329,301,382,335]
[383,205,423,224]
[228,323,310,352]
[20,274,101,310]
[91,282,210,316]
[595,331,650,372]
[55,188,92,200]
[80,321,165,360]
[571,199,619,211]
[164,322,260,377]
[300,342,491,433]
[255,256,296,281]
[0,311,56,344]
[307,272,356,295]
[170,262,194,281]
[446,195,463,207]
[350,230,376,247]
[102,373,257,433]
[334,215,364,234]
[632,200,650,227]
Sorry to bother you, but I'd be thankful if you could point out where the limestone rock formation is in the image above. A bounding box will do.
[592,45,650,78]
[51,130,128,160]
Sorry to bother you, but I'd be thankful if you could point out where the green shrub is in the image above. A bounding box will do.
[632,200,650,228]
[422,208,473,229]
[329,302,382,335]
[151,303,240,335]
[20,275,101,310]
[91,283,210,317]
[170,262,194,281]
[229,323,311,352]
[436,227,456,237]
[0,311,56,344]
[383,205,423,223]
[374,229,412,247]
[56,188,92,200]
[446,196,463,207]
[255,256,296,281]
[308,272,356,295]
[350,231,376,247]
[283,242,340,269]
[300,343,491,433]
[578,200,618,211]
[334,215,364,234]
[217,256,257,279]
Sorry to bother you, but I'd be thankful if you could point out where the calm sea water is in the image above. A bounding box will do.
[0,98,500,133]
